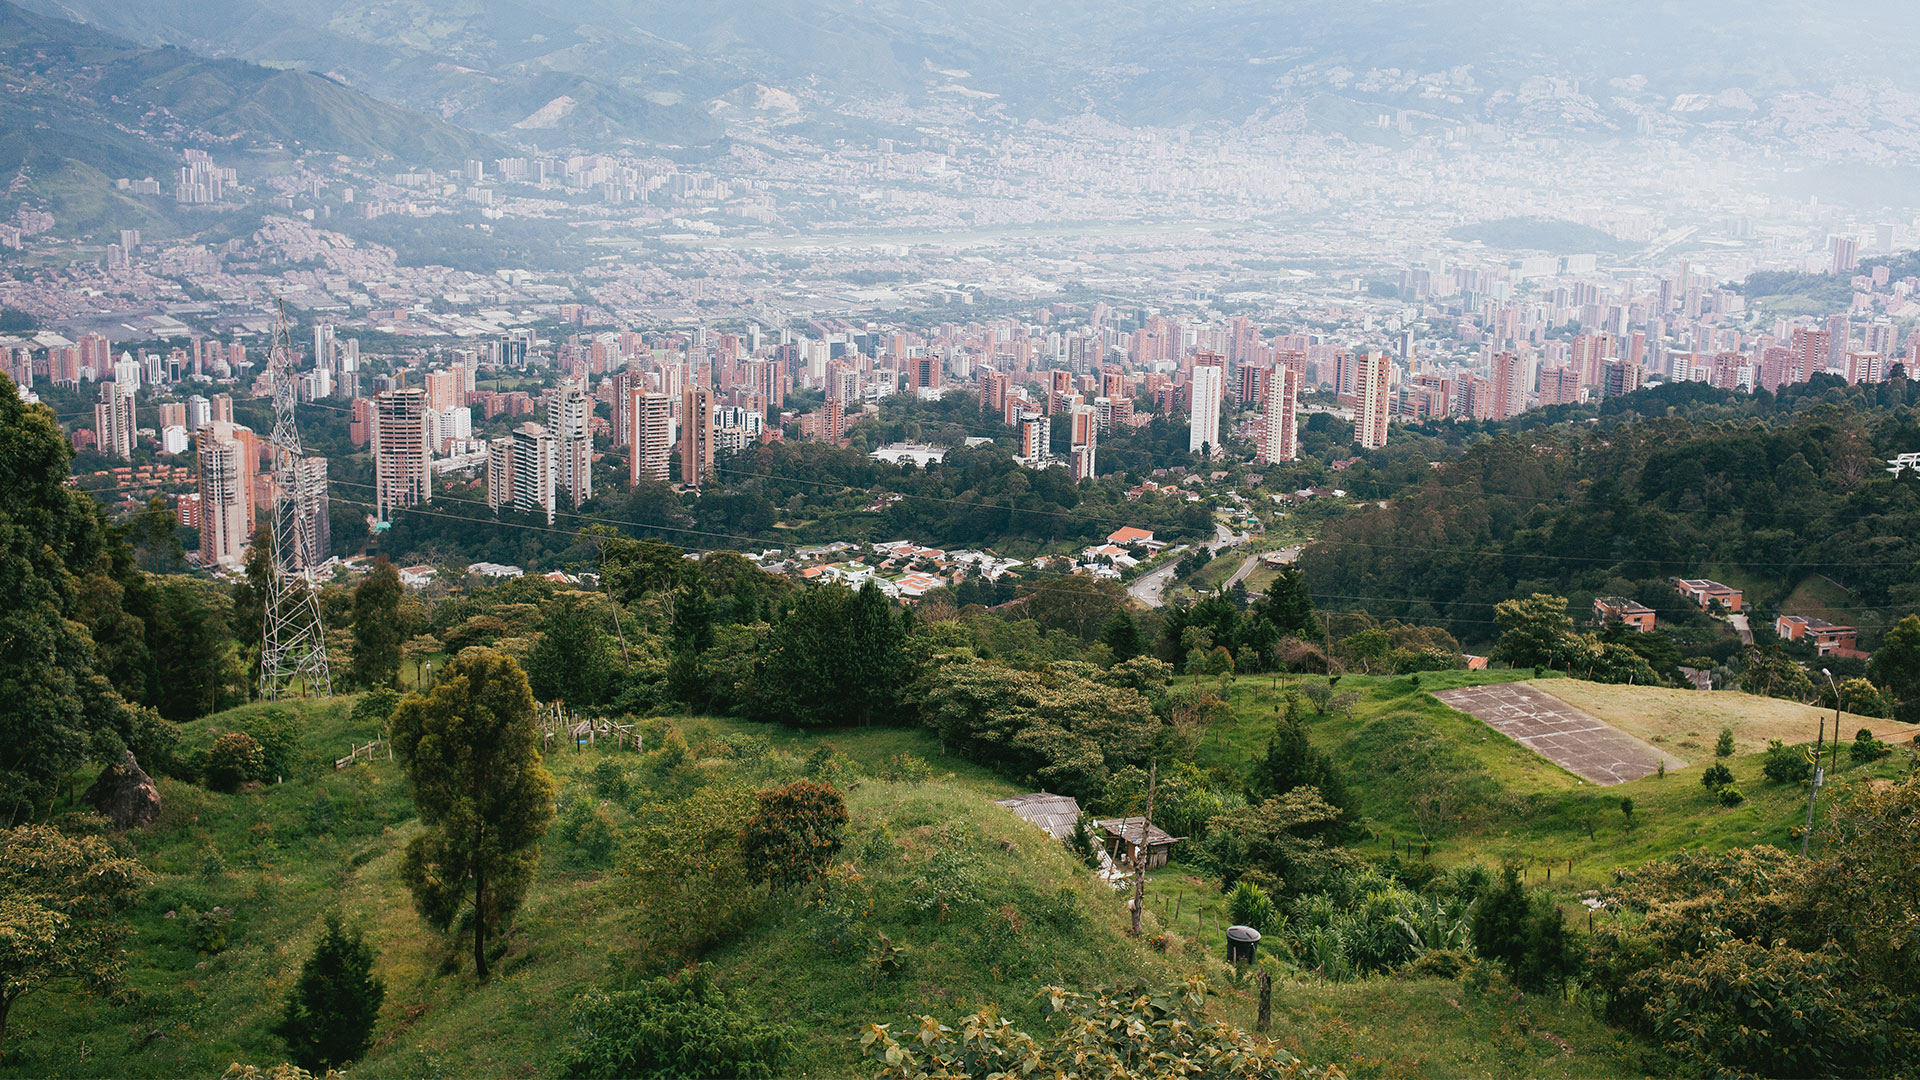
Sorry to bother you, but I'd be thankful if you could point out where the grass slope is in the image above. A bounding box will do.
[4,700,1181,1078]
[5,687,1667,1079]
[1203,669,1913,894]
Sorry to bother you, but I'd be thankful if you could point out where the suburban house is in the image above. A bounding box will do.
[1670,577,1743,612]
[1095,816,1183,869]
[1594,596,1656,632]
[1106,526,1162,549]
[1774,615,1859,656]
[995,792,1083,839]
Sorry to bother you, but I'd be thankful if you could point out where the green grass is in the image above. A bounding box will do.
[5,702,1186,1079]
[1778,574,1881,635]
[26,670,1877,1078]
[1209,671,1914,903]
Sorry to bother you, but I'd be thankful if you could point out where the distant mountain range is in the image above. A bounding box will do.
[15,0,1920,145]
[0,0,501,236]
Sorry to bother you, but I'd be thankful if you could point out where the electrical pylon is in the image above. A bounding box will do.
[260,299,331,698]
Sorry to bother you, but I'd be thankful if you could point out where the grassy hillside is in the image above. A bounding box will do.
[1202,669,1914,889]
[4,689,1659,1079]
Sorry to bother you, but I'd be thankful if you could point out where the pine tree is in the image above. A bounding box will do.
[843,580,903,725]
[1100,610,1146,662]
[392,648,556,978]
[274,913,385,1072]
[1248,696,1358,836]
[1256,565,1320,639]
[667,581,715,707]
[350,556,405,690]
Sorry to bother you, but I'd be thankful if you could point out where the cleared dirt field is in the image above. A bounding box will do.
[1528,679,1916,758]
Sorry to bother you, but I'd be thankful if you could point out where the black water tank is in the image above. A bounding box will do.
[1226,924,1261,965]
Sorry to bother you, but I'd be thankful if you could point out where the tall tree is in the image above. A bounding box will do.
[0,378,130,822]
[1249,696,1358,837]
[1490,593,1577,670]
[667,581,716,708]
[0,823,147,1057]
[1256,565,1320,639]
[274,913,385,1072]
[350,556,405,690]
[843,580,904,725]
[756,585,853,726]
[526,594,615,706]
[391,648,556,979]
[1870,614,1920,708]
[1099,610,1146,662]
[229,526,272,697]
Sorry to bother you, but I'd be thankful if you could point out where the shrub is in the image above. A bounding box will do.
[1762,739,1813,784]
[560,966,792,1079]
[1225,880,1275,933]
[739,780,848,890]
[1850,729,1892,765]
[589,758,630,801]
[274,914,384,1072]
[1469,864,1580,993]
[235,707,305,781]
[1715,727,1735,757]
[205,732,266,791]
[806,862,873,955]
[184,905,235,954]
[906,822,988,916]
[1717,786,1746,807]
[1700,762,1734,790]
[879,753,934,784]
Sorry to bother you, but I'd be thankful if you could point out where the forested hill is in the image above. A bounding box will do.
[0,0,500,236]
[1300,375,1920,646]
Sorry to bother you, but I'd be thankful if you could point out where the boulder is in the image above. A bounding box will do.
[85,751,162,830]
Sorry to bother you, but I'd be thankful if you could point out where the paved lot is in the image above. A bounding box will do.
[1433,683,1685,785]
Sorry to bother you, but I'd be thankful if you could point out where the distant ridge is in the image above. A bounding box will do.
[0,0,502,235]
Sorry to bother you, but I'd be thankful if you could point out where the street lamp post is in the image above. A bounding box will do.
[1802,668,1839,856]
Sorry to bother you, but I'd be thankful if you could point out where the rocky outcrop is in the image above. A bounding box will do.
[84,751,162,830]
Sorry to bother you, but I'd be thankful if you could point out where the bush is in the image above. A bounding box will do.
[1468,865,1580,993]
[560,966,792,1079]
[1067,812,1103,869]
[1850,729,1892,765]
[1225,880,1275,933]
[1715,727,1735,757]
[589,758,630,800]
[1700,762,1734,790]
[1762,739,1813,785]
[879,753,934,784]
[806,862,873,955]
[1717,785,1746,807]
[740,780,848,890]
[184,905,235,953]
[205,732,266,791]
[274,913,384,1072]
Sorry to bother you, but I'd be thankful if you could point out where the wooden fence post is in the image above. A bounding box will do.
[1256,969,1272,1033]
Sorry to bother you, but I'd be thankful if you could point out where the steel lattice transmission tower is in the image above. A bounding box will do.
[260,300,331,698]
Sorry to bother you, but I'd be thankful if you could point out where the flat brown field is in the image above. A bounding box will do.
[1528,678,1914,758]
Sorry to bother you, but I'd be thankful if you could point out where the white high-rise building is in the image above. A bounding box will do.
[1258,367,1301,465]
[1354,352,1391,450]
[547,382,592,508]
[1188,362,1223,455]
[372,388,431,524]
[197,421,253,568]
[94,381,137,459]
